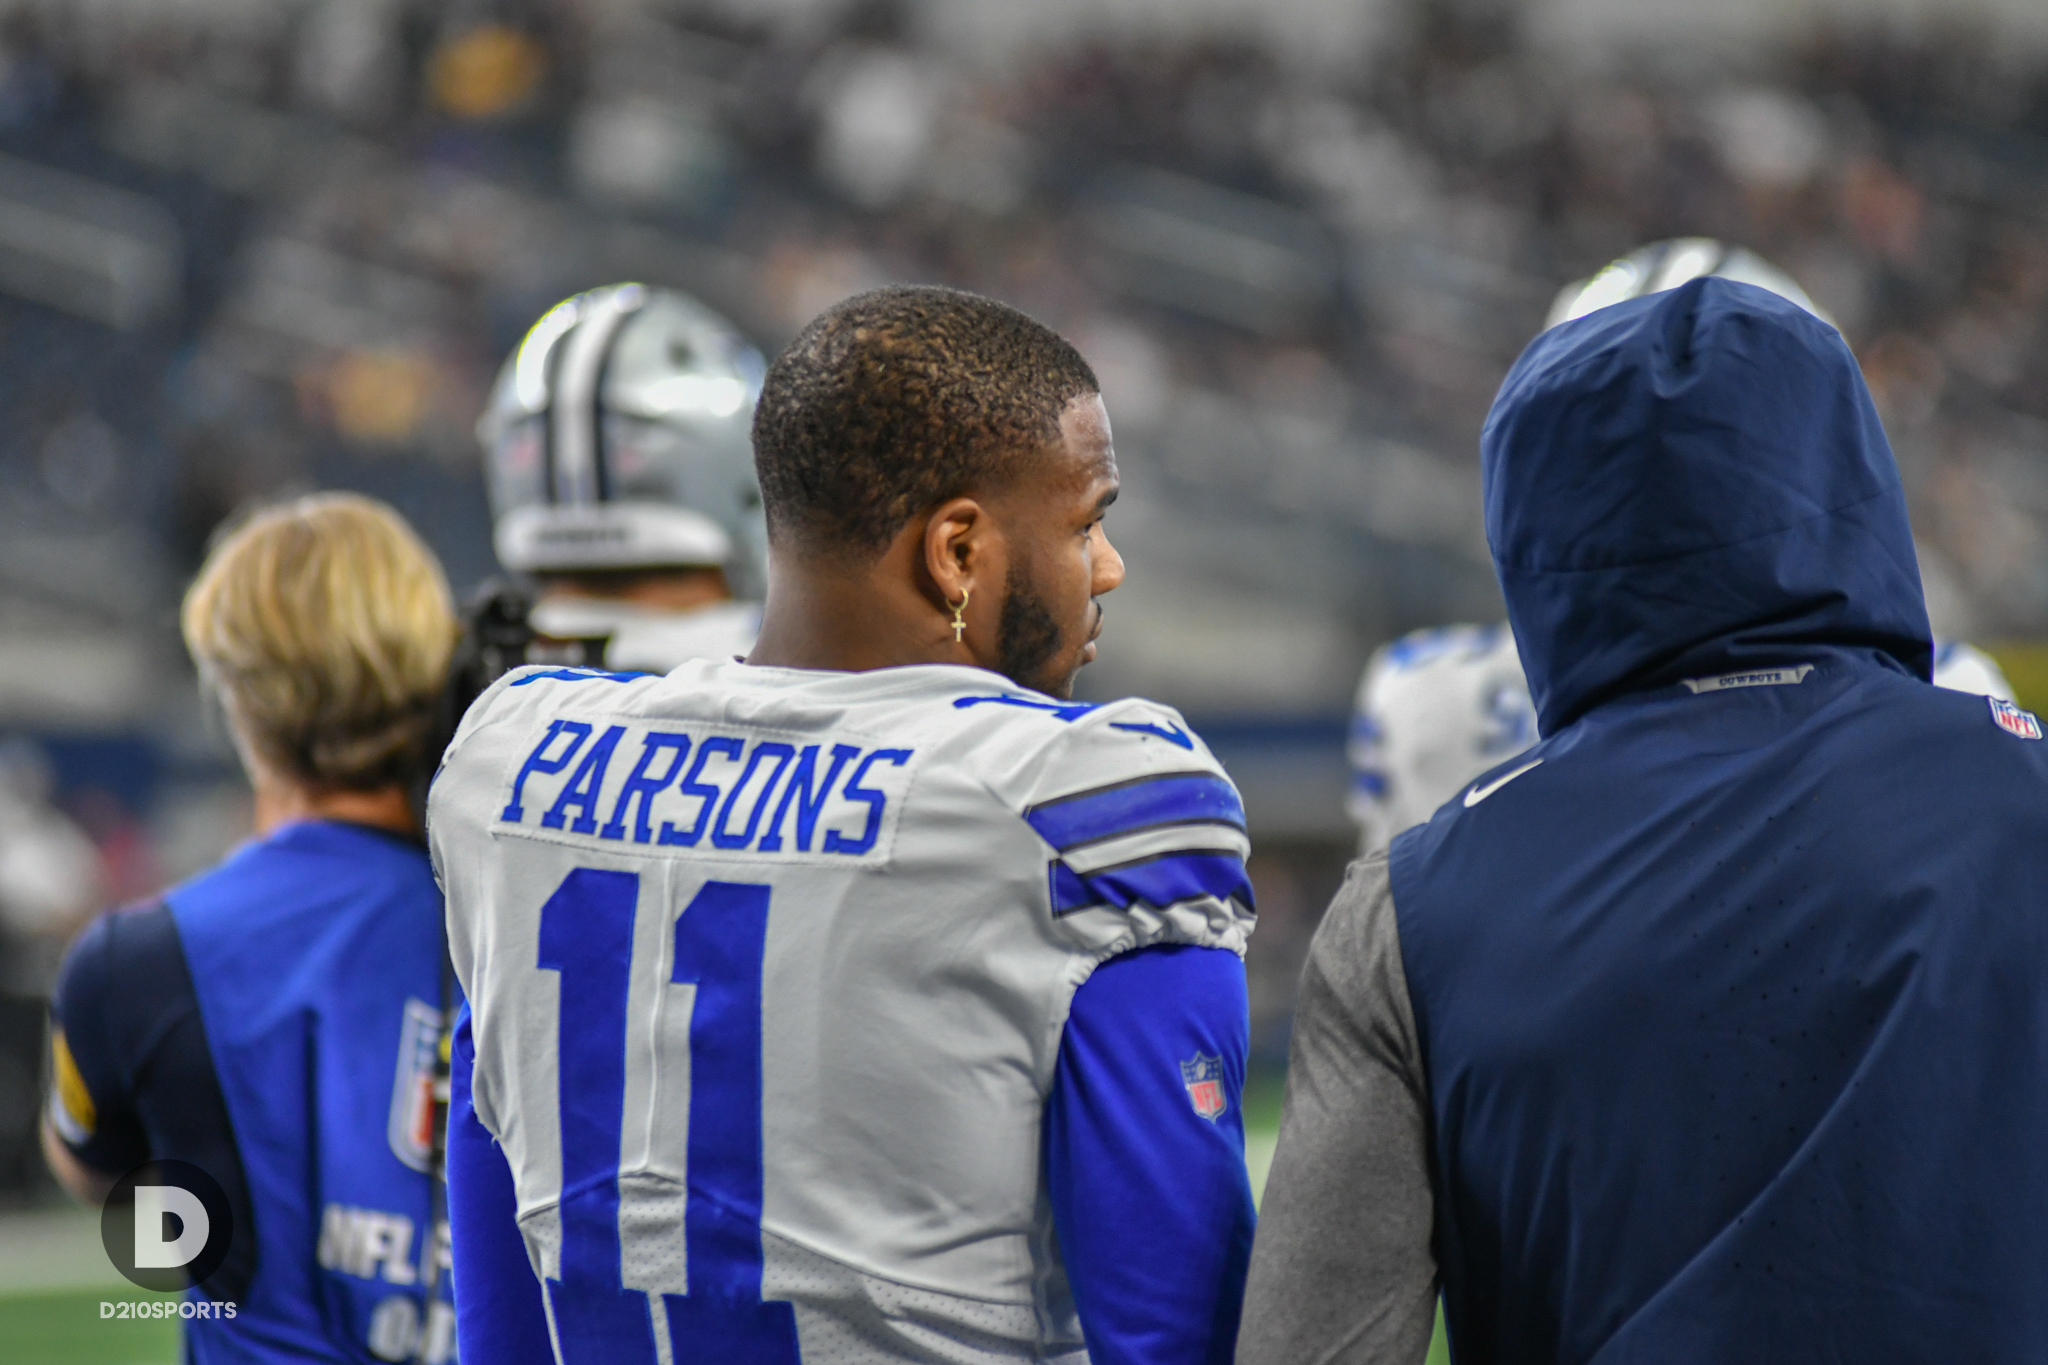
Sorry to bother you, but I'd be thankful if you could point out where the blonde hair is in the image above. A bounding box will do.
[182,493,457,791]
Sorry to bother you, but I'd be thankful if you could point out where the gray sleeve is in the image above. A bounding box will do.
[1236,851,1437,1365]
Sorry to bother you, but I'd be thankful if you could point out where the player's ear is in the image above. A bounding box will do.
[921,496,997,649]
[922,496,984,601]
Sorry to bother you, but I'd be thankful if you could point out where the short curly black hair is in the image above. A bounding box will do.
[752,285,1099,557]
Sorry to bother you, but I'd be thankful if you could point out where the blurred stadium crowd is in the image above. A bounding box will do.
[1,0,2047,1187]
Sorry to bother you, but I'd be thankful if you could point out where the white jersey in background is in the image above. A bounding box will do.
[429,659,1255,1362]
[1931,639,2016,703]
[1348,625,2018,855]
[1347,624,1536,856]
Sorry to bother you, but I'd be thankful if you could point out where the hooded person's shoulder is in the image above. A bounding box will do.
[1858,669,2048,790]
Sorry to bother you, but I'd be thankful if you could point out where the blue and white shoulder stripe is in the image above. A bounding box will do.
[1024,764,1253,920]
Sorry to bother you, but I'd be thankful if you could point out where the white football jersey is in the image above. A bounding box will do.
[1348,625,2018,854]
[429,659,1255,1364]
[1347,624,1536,856]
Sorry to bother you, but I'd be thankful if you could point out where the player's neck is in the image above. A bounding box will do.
[749,541,980,676]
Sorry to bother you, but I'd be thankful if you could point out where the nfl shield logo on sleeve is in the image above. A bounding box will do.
[1180,1054,1227,1122]
[1988,696,2043,740]
[388,998,443,1172]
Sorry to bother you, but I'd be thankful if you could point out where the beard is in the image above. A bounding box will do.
[996,561,1079,697]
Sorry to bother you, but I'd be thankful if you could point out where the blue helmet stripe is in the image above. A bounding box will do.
[1048,851,1255,918]
[1025,772,1245,853]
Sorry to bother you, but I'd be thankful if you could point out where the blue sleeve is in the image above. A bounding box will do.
[1046,943,1256,1365]
[47,908,152,1174]
[448,1003,556,1365]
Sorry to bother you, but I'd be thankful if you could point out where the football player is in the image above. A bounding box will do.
[1348,240,2019,855]
[476,283,769,676]
[43,496,460,1362]
[434,286,1258,1364]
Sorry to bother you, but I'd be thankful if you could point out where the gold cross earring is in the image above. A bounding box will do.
[951,588,970,643]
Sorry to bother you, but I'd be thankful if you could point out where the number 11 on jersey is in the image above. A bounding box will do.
[538,869,801,1363]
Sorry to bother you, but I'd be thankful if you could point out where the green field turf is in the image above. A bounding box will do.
[0,1286,180,1365]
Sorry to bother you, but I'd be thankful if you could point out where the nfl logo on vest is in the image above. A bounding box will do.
[1989,697,2043,741]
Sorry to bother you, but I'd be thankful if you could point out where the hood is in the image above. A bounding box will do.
[1481,277,1932,736]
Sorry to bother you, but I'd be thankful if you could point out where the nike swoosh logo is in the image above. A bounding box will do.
[1463,759,1543,808]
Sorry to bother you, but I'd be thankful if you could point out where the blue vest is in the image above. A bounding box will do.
[1396,658,2048,1362]
[1396,279,2048,1361]
[168,820,453,1363]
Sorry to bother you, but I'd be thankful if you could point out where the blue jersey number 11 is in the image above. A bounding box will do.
[538,869,800,1363]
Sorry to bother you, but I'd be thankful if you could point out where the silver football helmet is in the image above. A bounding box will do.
[1547,238,1834,331]
[479,283,769,597]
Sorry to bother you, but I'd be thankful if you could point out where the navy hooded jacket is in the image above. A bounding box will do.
[1390,279,2048,1362]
